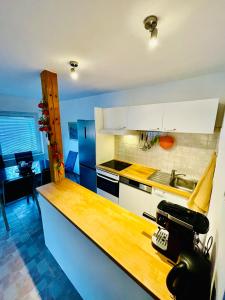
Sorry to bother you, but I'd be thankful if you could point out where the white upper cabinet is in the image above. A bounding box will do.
[127,104,164,131]
[103,107,127,129]
[163,98,219,134]
[100,98,219,134]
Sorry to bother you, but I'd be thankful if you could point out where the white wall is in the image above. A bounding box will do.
[115,133,218,180]
[206,117,225,300]
[60,71,225,174]
[61,71,225,116]
[0,94,39,112]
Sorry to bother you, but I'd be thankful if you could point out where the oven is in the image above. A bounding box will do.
[96,168,119,204]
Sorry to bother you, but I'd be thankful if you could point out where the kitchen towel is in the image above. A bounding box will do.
[188,152,217,213]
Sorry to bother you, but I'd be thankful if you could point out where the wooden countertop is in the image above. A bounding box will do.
[37,179,173,300]
[97,162,191,199]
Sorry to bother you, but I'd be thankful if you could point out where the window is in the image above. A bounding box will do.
[0,112,42,159]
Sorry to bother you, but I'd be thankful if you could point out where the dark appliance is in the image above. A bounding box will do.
[100,160,131,171]
[97,160,132,203]
[120,176,152,193]
[77,120,96,192]
[166,250,211,300]
[143,200,209,262]
[96,169,119,203]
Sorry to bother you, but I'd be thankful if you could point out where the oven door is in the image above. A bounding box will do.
[96,170,119,198]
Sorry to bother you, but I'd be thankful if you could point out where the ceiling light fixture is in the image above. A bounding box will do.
[70,61,79,80]
[143,15,158,48]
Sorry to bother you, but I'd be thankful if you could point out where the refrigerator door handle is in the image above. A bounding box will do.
[84,126,87,139]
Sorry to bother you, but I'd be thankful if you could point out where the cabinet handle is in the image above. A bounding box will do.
[97,174,118,183]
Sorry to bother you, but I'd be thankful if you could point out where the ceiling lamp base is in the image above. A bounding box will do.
[69,61,79,80]
[143,15,158,32]
[144,15,158,48]
[70,61,78,68]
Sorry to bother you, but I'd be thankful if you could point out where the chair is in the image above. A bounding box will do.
[41,168,51,185]
[65,151,79,183]
[0,185,9,231]
[0,143,4,169]
[0,155,4,169]
[65,151,78,172]
[15,151,33,164]
[2,175,41,228]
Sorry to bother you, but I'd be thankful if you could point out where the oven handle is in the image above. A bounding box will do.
[97,173,119,183]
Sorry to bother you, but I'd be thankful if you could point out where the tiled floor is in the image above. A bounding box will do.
[0,198,83,300]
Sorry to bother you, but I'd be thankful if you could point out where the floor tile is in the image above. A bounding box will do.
[0,198,83,300]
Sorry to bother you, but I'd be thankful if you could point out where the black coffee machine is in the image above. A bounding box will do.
[143,200,209,262]
[166,250,211,300]
[143,201,211,300]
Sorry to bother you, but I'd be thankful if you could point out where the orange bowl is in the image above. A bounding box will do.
[159,135,174,150]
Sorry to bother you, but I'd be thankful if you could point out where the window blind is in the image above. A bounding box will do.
[0,113,41,158]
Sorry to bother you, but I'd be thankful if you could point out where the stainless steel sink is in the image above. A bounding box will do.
[171,177,197,193]
[148,171,171,185]
[148,171,197,193]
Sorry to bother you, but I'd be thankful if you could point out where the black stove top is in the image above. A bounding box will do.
[100,160,132,171]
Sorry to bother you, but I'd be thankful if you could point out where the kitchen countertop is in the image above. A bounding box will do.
[37,178,173,300]
[97,161,192,199]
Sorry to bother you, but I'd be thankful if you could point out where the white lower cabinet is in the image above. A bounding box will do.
[151,187,187,208]
[119,183,153,218]
[119,183,187,220]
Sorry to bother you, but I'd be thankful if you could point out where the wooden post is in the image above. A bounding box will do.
[40,70,65,182]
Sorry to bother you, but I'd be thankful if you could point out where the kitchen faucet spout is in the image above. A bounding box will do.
[170,169,186,186]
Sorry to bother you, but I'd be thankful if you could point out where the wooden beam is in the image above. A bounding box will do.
[40,70,65,182]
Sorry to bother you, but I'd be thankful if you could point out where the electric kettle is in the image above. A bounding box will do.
[166,250,211,300]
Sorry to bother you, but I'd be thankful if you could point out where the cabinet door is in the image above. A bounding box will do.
[119,183,152,217]
[103,107,127,129]
[127,104,163,131]
[163,98,219,134]
[152,187,187,211]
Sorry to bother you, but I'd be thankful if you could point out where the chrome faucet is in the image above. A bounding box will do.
[170,169,186,186]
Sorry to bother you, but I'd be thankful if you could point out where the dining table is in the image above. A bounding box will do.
[0,160,49,203]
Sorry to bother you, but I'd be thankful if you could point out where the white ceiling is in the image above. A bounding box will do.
[0,0,225,100]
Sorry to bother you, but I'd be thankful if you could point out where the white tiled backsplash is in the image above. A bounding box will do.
[115,133,219,179]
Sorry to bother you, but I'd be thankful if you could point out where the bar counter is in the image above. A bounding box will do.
[37,179,172,300]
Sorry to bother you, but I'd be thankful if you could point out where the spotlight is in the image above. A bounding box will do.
[69,61,79,80]
[143,15,158,48]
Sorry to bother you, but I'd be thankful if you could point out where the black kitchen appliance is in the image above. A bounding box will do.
[96,161,132,203]
[143,200,209,262]
[100,160,131,171]
[166,250,211,300]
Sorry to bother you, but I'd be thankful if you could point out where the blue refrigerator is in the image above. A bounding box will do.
[77,120,96,192]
